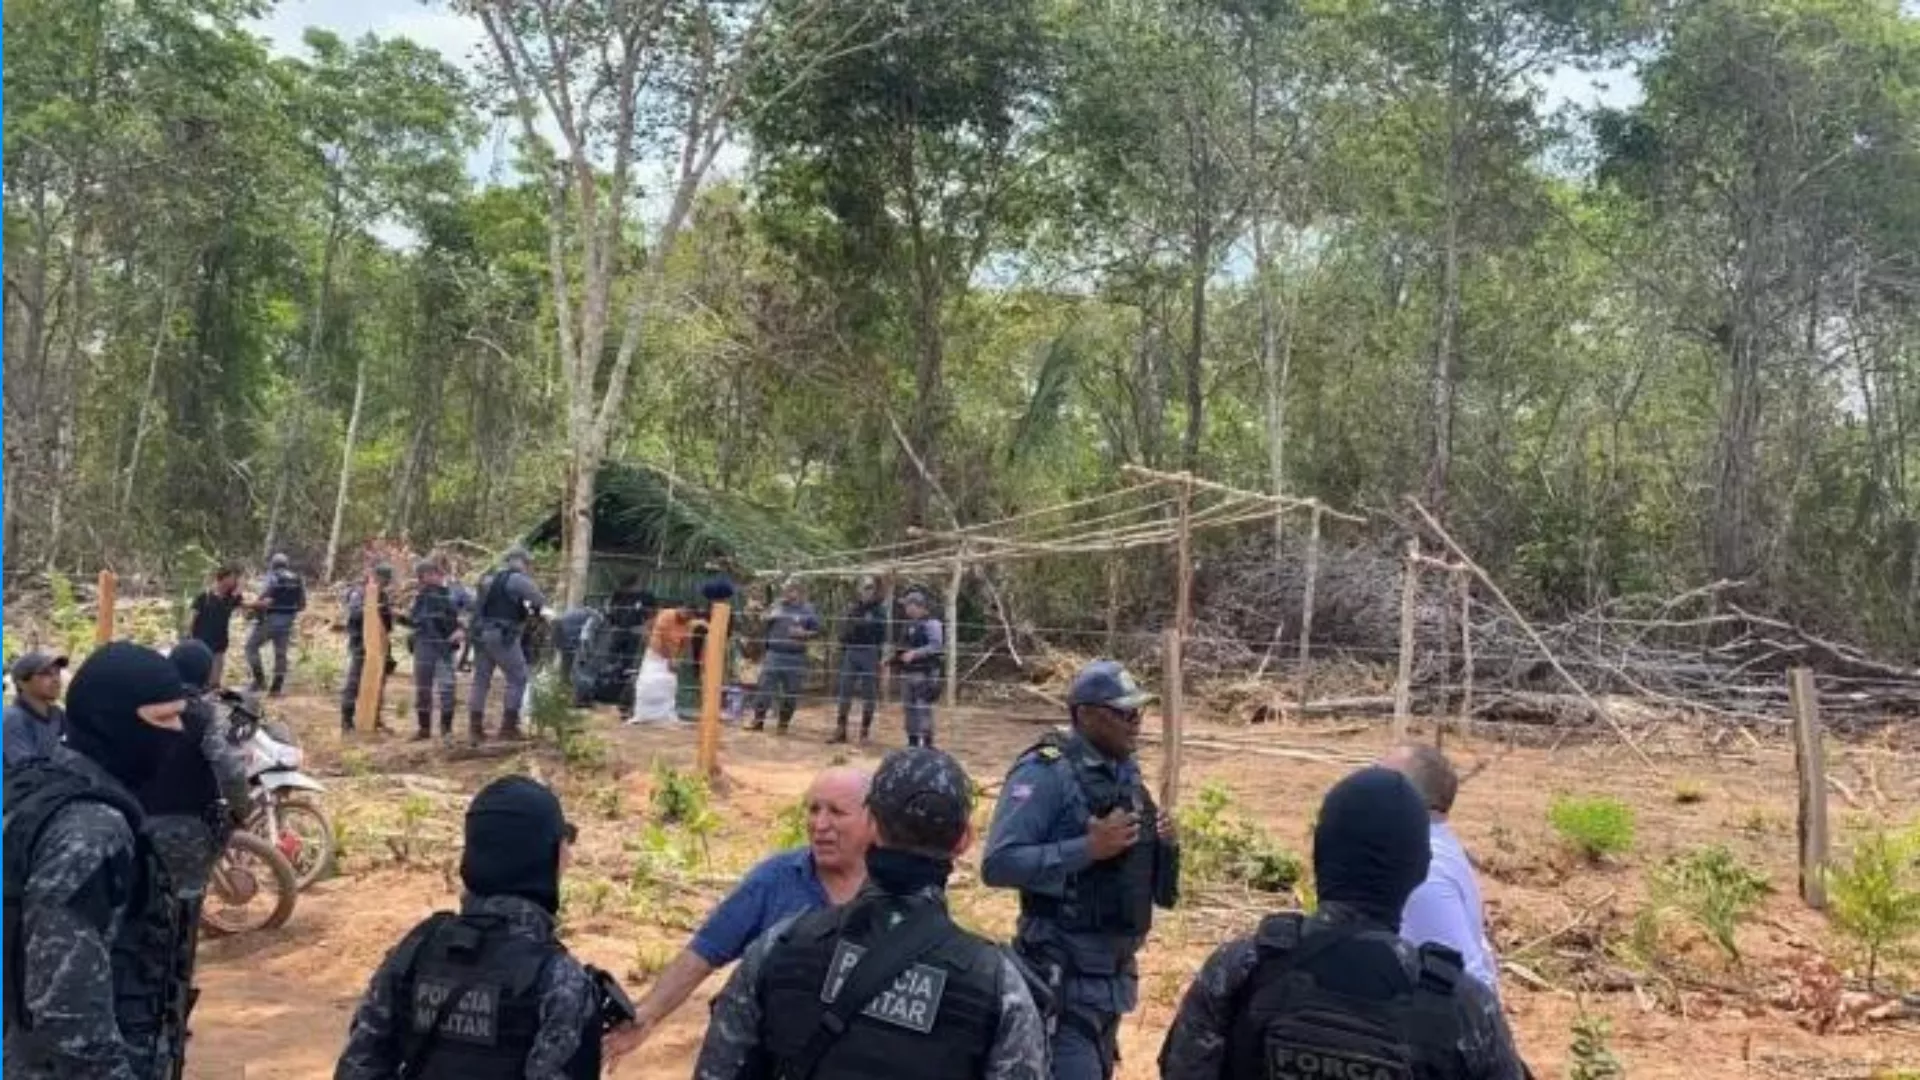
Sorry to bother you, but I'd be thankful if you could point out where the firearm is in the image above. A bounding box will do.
[168,897,205,1080]
[588,966,636,1032]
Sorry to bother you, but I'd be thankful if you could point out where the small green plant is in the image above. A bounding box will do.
[1567,1011,1623,1080]
[1827,825,1920,989]
[771,797,810,852]
[588,783,626,821]
[1176,782,1303,893]
[1671,779,1707,806]
[390,794,435,864]
[650,760,709,824]
[630,940,676,982]
[339,747,374,778]
[529,672,607,772]
[1650,845,1769,960]
[563,876,616,920]
[1548,795,1635,862]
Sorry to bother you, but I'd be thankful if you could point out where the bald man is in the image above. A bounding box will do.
[1380,742,1500,995]
[607,766,874,1063]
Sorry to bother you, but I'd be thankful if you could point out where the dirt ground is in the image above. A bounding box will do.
[184,680,1920,1079]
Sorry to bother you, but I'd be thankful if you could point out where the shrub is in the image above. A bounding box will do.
[1548,795,1635,862]
[1828,824,1920,989]
[771,797,810,852]
[646,761,721,864]
[1177,782,1303,893]
[1567,1011,1623,1080]
[1650,845,1769,959]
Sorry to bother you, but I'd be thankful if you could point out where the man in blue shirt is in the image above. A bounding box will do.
[604,765,874,1065]
[1381,742,1501,995]
[3,650,69,768]
[983,660,1181,1080]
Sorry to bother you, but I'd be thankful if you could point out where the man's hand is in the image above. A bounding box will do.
[1157,809,1179,843]
[1087,808,1141,861]
[604,1019,652,1069]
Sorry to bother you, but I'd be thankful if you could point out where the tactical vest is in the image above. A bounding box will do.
[479,570,528,625]
[759,900,1001,1080]
[411,584,462,644]
[392,911,599,1080]
[1015,732,1159,938]
[347,587,394,643]
[1224,913,1470,1080]
[4,759,183,1063]
[903,620,940,673]
[264,570,306,615]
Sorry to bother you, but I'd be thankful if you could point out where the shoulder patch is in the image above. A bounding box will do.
[820,940,949,1035]
[1035,746,1062,761]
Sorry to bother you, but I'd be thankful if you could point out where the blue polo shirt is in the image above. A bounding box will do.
[690,847,832,966]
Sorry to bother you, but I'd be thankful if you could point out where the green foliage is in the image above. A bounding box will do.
[389,794,435,865]
[1827,824,1920,989]
[771,797,810,853]
[1649,846,1770,960]
[1567,1011,1624,1080]
[529,671,608,772]
[1548,795,1636,862]
[646,761,722,865]
[46,571,95,658]
[1178,782,1304,894]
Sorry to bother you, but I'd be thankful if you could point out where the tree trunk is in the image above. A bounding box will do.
[265,213,342,562]
[563,440,601,608]
[1426,0,1466,523]
[121,282,178,517]
[1183,218,1211,473]
[322,352,369,581]
[1255,223,1291,551]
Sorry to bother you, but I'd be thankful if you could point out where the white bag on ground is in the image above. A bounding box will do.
[630,650,678,723]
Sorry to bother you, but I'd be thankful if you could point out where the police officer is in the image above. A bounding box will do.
[336,775,628,1080]
[552,606,597,706]
[982,660,1181,1080]
[144,641,251,903]
[749,577,820,735]
[401,558,466,741]
[694,746,1048,1080]
[1157,768,1526,1080]
[341,563,397,735]
[5,642,193,1080]
[468,547,553,744]
[245,553,307,696]
[832,576,887,745]
[893,588,944,748]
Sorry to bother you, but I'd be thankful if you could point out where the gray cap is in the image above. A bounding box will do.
[269,553,290,570]
[867,747,973,844]
[504,545,531,567]
[902,586,931,606]
[373,562,394,582]
[11,650,69,682]
[414,557,441,578]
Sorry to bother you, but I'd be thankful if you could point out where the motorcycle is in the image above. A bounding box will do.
[199,827,299,936]
[220,690,337,891]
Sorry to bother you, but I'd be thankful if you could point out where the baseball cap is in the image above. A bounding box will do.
[1066,660,1153,710]
[373,562,394,582]
[11,650,69,682]
[867,747,974,844]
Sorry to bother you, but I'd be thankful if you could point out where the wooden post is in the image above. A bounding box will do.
[943,556,963,710]
[355,573,388,724]
[878,575,896,706]
[1162,627,1184,809]
[1296,505,1321,708]
[1393,538,1419,738]
[1789,667,1829,910]
[94,570,117,643]
[1457,572,1474,739]
[698,601,733,782]
[1175,475,1193,638]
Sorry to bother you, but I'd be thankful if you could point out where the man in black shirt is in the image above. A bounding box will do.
[186,566,246,687]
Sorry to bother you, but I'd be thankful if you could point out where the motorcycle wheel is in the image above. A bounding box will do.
[200,830,298,937]
[253,795,336,891]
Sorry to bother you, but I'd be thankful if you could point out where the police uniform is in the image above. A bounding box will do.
[341,568,396,733]
[694,747,1049,1080]
[834,591,887,742]
[750,594,821,733]
[246,557,307,696]
[468,555,549,742]
[897,603,943,747]
[405,564,466,739]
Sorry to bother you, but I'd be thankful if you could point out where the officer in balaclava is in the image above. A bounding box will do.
[1158,768,1526,1080]
[340,563,396,735]
[4,643,194,1080]
[245,553,307,697]
[336,776,622,1080]
[143,640,251,902]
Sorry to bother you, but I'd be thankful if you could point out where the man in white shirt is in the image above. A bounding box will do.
[1380,742,1500,995]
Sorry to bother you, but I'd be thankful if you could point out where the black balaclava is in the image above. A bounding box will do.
[1312,767,1433,930]
[64,642,190,791]
[170,639,216,692]
[460,776,567,914]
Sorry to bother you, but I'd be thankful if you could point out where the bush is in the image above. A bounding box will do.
[1828,824,1920,989]
[646,760,721,864]
[1650,845,1769,959]
[1177,782,1303,893]
[1549,795,1635,862]
[771,797,810,852]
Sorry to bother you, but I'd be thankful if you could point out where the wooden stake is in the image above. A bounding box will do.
[1457,572,1474,739]
[1788,667,1829,910]
[355,573,387,725]
[1162,627,1184,809]
[1175,473,1193,638]
[1297,505,1321,708]
[1394,538,1418,738]
[878,576,896,706]
[698,601,733,782]
[944,556,963,710]
[95,570,117,643]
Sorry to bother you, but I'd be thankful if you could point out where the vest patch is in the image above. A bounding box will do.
[820,940,948,1035]
[412,977,502,1045]
[1267,1041,1410,1080]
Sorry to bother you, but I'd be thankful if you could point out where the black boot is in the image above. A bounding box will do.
[468,713,487,746]
[860,709,875,744]
[500,710,525,741]
[440,710,455,739]
[269,671,286,698]
[828,714,850,745]
[340,705,355,734]
[412,708,433,741]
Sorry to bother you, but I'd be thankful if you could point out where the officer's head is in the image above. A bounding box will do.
[415,558,445,586]
[373,562,394,585]
[269,552,290,571]
[866,747,975,859]
[806,766,876,874]
[504,545,532,571]
[169,639,217,693]
[65,642,190,791]
[1311,768,1432,930]
[461,775,577,914]
[1066,660,1152,761]
[857,576,878,600]
[1378,742,1458,820]
[902,588,930,619]
[781,576,805,604]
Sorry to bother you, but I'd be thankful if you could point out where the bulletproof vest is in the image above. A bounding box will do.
[1224,913,1470,1080]
[411,584,462,643]
[393,911,599,1080]
[1015,732,1158,938]
[346,587,394,642]
[4,758,182,1060]
[479,569,529,625]
[264,570,305,615]
[903,620,940,673]
[842,602,886,648]
[759,899,1001,1080]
